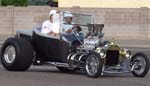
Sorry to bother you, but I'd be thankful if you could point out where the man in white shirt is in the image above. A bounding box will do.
[41,10,59,36]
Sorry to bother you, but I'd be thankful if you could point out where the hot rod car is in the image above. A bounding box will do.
[0,12,149,78]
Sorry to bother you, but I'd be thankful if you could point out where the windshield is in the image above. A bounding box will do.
[61,12,93,36]
[62,12,93,25]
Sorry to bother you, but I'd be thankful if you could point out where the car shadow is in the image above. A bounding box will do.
[28,66,86,76]
[26,65,135,78]
[1,65,149,78]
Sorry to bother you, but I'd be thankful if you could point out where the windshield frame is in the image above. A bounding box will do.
[61,12,94,26]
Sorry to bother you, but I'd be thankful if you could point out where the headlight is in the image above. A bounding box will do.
[100,49,106,58]
[104,44,109,47]
[125,51,131,59]
[103,41,111,47]
[95,48,106,58]
[95,47,101,53]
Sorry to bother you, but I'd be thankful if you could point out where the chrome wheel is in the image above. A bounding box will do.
[132,56,146,75]
[86,55,100,76]
[131,53,149,77]
[4,45,16,64]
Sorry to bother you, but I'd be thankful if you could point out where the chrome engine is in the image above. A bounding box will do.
[83,37,101,50]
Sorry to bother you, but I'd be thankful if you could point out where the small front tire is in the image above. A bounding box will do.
[131,52,149,77]
[85,52,103,78]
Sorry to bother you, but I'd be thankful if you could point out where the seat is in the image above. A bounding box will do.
[32,27,70,62]
[33,26,60,39]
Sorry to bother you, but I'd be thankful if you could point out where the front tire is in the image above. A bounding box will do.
[131,52,149,77]
[85,52,103,78]
[1,38,34,71]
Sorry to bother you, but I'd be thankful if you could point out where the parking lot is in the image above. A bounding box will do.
[0,46,150,86]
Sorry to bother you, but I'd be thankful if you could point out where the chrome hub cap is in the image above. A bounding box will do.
[86,55,99,75]
[4,45,16,64]
[132,56,146,75]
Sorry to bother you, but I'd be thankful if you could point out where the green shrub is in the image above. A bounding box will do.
[1,0,58,7]
[1,0,27,6]
[28,0,49,6]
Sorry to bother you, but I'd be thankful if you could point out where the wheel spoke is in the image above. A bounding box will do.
[86,55,100,76]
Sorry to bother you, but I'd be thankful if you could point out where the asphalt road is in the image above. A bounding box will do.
[0,47,150,86]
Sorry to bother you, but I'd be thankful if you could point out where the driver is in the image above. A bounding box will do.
[62,11,84,45]
[41,10,59,36]
[62,11,74,34]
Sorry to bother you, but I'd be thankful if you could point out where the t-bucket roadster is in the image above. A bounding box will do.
[1,12,149,78]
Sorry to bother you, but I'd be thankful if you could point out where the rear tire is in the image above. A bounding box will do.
[1,38,34,71]
[131,52,149,77]
[85,52,103,78]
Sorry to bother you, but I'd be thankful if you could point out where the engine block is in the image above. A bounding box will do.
[83,37,100,50]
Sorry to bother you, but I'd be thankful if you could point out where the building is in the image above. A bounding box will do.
[59,0,150,8]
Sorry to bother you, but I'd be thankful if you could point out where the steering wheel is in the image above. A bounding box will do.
[72,26,82,35]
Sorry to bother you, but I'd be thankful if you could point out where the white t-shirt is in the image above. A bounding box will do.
[41,13,60,34]
[52,13,60,33]
[41,20,53,34]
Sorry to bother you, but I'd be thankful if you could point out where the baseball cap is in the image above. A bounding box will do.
[64,11,73,17]
[49,10,57,16]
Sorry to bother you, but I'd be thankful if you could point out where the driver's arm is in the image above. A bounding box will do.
[65,25,82,34]
[72,25,82,33]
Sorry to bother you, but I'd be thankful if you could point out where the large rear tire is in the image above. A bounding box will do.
[1,38,34,71]
[85,52,103,78]
[131,52,149,77]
